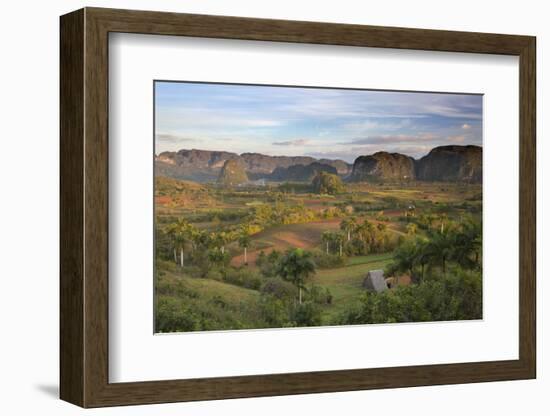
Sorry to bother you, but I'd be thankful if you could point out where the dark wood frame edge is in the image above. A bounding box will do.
[60,7,536,408]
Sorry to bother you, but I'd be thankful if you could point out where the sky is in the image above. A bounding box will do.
[155,81,482,163]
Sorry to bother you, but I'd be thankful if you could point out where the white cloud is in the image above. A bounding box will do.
[448,135,466,143]
[272,138,311,146]
[155,133,195,143]
[462,123,472,129]
[342,132,439,146]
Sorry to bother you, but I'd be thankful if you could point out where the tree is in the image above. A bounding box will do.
[312,172,345,195]
[334,232,345,257]
[392,239,417,278]
[406,222,417,236]
[449,219,481,270]
[340,216,357,242]
[321,231,333,254]
[238,232,251,265]
[356,220,374,254]
[276,248,316,304]
[208,248,227,271]
[211,231,232,254]
[427,227,455,277]
[165,219,191,267]
[412,237,432,281]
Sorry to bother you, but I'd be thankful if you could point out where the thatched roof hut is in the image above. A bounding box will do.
[363,270,388,293]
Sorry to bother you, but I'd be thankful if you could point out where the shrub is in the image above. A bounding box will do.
[223,268,263,290]
[306,285,333,305]
[205,269,224,281]
[260,278,297,300]
[311,251,346,269]
[256,250,282,277]
[291,302,323,327]
[155,297,201,332]
[337,269,482,325]
[258,295,290,327]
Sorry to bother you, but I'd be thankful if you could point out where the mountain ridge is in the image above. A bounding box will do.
[155,145,482,184]
[155,149,352,181]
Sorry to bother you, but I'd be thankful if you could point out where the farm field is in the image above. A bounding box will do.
[155,176,482,332]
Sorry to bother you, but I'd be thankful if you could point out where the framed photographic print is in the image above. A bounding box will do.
[60,7,536,408]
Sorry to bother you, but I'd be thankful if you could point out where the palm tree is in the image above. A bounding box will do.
[276,248,316,304]
[211,231,231,254]
[393,240,417,278]
[164,224,178,263]
[452,220,482,270]
[165,219,191,267]
[414,237,431,281]
[321,231,333,254]
[238,232,251,265]
[427,227,454,277]
[208,248,226,270]
[334,232,345,257]
[340,216,357,242]
[186,227,199,252]
[219,231,230,254]
[356,220,374,254]
[190,229,208,252]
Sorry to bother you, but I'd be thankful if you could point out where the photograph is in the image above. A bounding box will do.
[153,81,483,333]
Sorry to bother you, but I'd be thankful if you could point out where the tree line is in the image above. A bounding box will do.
[387,217,481,283]
[321,216,399,257]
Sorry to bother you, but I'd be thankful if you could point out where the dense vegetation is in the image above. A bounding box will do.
[155,175,482,332]
[312,171,345,195]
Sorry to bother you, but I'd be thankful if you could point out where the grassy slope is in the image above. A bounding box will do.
[312,253,394,321]
[156,267,264,332]
[159,269,260,303]
[157,252,393,328]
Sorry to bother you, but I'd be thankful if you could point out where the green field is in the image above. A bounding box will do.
[155,176,482,332]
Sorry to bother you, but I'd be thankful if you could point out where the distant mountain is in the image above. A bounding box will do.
[217,159,248,186]
[415,145,482,183]
[348,145,482,183]
[156,149,240,182]
[240,153,317,175]
[318,159,352,176]
[269,162,337,182]
[155,148,351,182]
[349,152,416,182]
[155,145,482,184]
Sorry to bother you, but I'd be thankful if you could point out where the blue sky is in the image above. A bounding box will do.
[155,81,482,162]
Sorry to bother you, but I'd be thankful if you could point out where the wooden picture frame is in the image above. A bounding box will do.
[60,7,536,408]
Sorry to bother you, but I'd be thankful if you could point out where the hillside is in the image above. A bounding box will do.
[156,145,482,184]
[155,148,351,182]
[154,176,214,208]
[269,162,337,182]
[415,145,482,183]
[349,145,482,183]
[349,151,416,182]
[217,159,248,186]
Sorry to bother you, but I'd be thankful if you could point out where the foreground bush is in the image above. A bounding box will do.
[337,269,481,325]
[223,268,263,290]
[291,302,323,326]
[311,251,346,269]
[260,278,297,300]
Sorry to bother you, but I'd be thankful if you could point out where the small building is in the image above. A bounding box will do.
[363,270,389,293]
